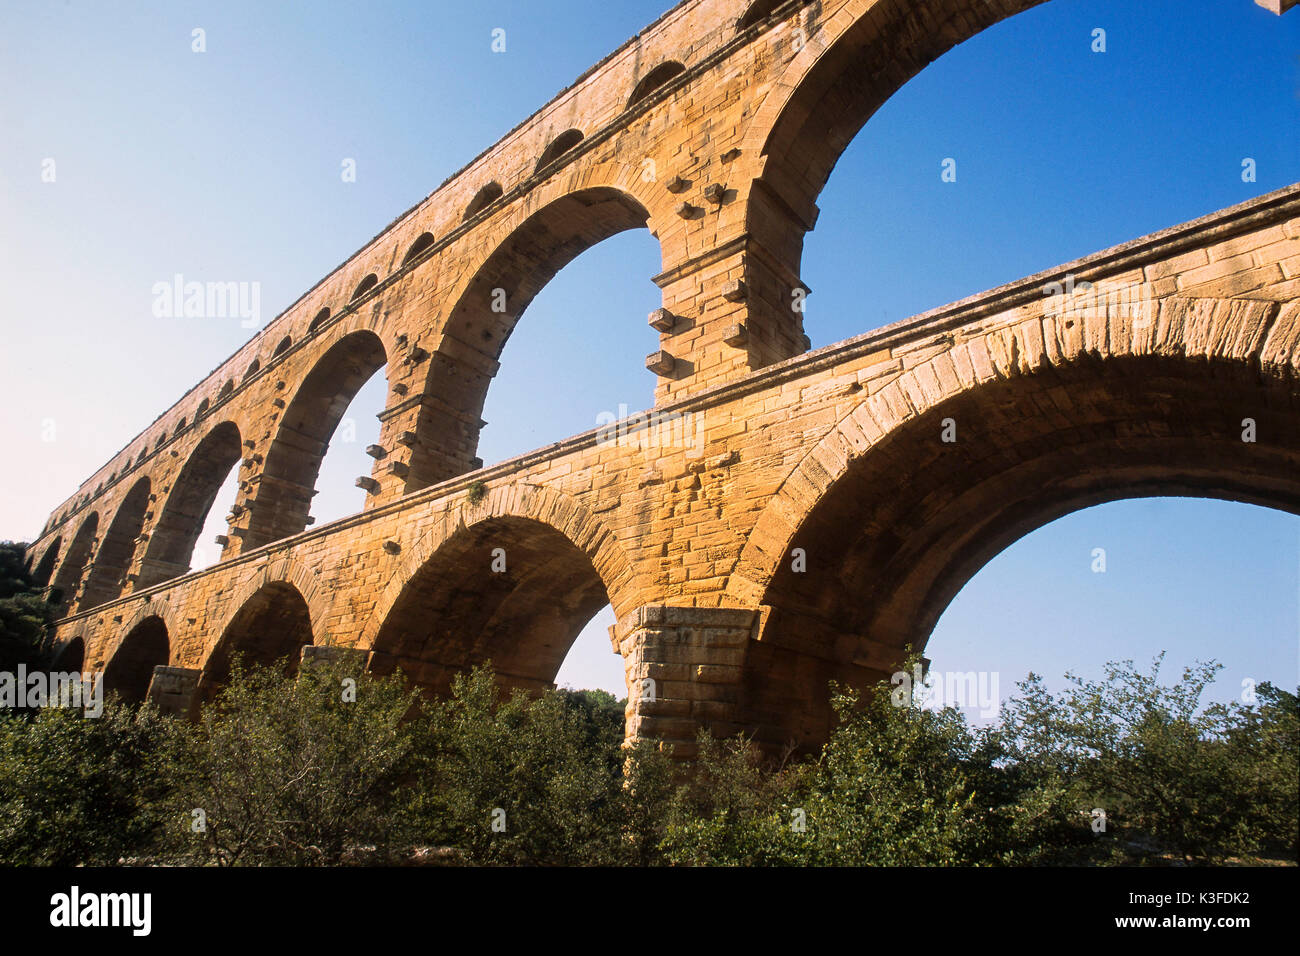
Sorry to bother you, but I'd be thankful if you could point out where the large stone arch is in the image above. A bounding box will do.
[49,512,99,615]
[408,177,666,486]
[138,421,243,588]
[744,0,1044,240]
[243,329,389,548]
[738,0,1277,300]
[80,477,151,609]
[198,579,315,701]
[103,614,170,704]
[727,296,1300,749]
[52,635,85,673]
[209,554,329,648]
[30,536,61,588]
[361,483,637,695]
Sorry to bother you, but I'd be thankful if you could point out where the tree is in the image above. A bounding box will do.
[0,542,55,674]
[420,665,636,865]
[161,656,427,866]
[996,654,1300,864]
[0,701,173,865]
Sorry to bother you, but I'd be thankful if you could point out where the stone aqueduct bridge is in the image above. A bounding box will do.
[26,0,1300,753]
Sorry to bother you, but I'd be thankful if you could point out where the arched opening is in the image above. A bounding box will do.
[411,186,661,486]
[553,604,625,697]
[243,331,388,547]
[747,357,1300,752]
[196,398,210,419]
[103,616,169,705]
[218,380,234,401]
[31,538,61,588]
[535,129,585,172]
[350,274,378,302]
[138,422,242,587]
[199,582,312,701]
[272,335,293,358]
[80,478,150,609]
[737,0,797,31]
[401,232,436,266]
[308,307,331,334]
[763,0,1294,343]
[52,636,84,673]
[369,517,612,697]
[243,358,261,382]
[627,61,685,108]
[49,513,98,615]
[173,419,187,437]
[463,182,504,221]
[926,497,1300,724]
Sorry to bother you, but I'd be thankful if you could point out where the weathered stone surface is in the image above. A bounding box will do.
[25,0,1300,756]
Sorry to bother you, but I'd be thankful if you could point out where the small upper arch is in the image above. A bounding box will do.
[350,274,379,302]
[401,232,436,266]
[628,61,686,108]
[308,307,331,334]
[272,335,293,358]
[463,182,504,221]
[535,129,585,172]
[737,0,792,31]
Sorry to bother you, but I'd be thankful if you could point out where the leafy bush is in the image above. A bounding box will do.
[0,646,1291,867]
[0,542,55,673]
[419,666,642,865]
[160,657,427,866]
[995,655,1300,864]
[0,701,173,865]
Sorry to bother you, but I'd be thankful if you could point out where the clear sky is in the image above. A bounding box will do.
[0,0,1296,710]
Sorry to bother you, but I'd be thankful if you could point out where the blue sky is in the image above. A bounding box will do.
[0,0,1296,708]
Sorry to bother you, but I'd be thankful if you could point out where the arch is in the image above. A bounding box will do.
[535,129,585,172]
[138,421,242,587]
[272,335,293,358]
[103,616,169,705]
[750,0,1044,242]
[363,484,635,697]
[401,232,436,266]
[199,581,313,700]
[173,419,187,437]
[196,398,210,419]
[627,61,685,108]
[31,537,61,588]
[308,307,331,334]
[350,274,378,302]
[243,358,261,382]
[727,300,1300,748]
[49,513,98,614]
[80,477,151,609]
[463,182,504,221]
[737,0,800,31]
[52,635,84,672]
[411,186,656,485]
[242,330,388,548]
[218,379,234,401]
